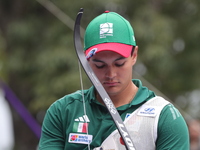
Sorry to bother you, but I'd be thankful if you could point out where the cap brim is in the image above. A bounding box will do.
[85,43,133,59]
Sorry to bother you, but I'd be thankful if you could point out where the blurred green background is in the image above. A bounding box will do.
[0,0,200,149]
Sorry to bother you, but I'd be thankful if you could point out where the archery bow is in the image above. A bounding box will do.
[73,8,135,150]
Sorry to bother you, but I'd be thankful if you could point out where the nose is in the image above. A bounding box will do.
[105,66,116,79]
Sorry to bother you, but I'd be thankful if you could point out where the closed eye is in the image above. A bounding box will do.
[92,59,105,69]
[95,64,105,68]
[115,62,125,67]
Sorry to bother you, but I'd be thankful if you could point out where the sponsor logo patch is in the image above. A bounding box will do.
[68,133,93,144]
[138,105,159,117]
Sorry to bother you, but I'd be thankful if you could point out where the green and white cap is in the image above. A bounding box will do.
[84,11,136,59]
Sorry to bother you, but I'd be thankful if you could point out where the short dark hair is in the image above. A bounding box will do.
[131,46,135,56]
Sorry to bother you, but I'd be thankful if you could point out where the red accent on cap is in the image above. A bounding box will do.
[104,10,110,13]
[85,43,133,59]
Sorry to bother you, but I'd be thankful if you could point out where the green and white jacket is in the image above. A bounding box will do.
[39,79,189,150]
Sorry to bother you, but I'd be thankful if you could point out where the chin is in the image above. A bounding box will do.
[107,90,120,96]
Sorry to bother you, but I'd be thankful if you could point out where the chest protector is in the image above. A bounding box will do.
[93,96,170,150]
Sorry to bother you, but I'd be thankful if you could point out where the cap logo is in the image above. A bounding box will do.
[100,23,113,38]
[86,48,98,59]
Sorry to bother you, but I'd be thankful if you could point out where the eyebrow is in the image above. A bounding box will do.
[92,56,126,63]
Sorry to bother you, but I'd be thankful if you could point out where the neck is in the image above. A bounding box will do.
[96,82,138,108]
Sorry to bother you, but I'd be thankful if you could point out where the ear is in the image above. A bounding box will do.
[131,46,138,65]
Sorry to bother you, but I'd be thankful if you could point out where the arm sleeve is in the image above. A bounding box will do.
[39,101,65,150]
[156,104,190,149]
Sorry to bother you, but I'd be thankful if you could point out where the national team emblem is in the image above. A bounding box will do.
[100,23,113,38]
[73,122,88,133]
[73,115,90,133]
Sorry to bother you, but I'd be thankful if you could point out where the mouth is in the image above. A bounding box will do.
[103,81,119,87]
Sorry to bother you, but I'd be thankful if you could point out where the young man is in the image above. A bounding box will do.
[39,11,189,150]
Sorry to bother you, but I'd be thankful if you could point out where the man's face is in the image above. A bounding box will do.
[88,48,137,96]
